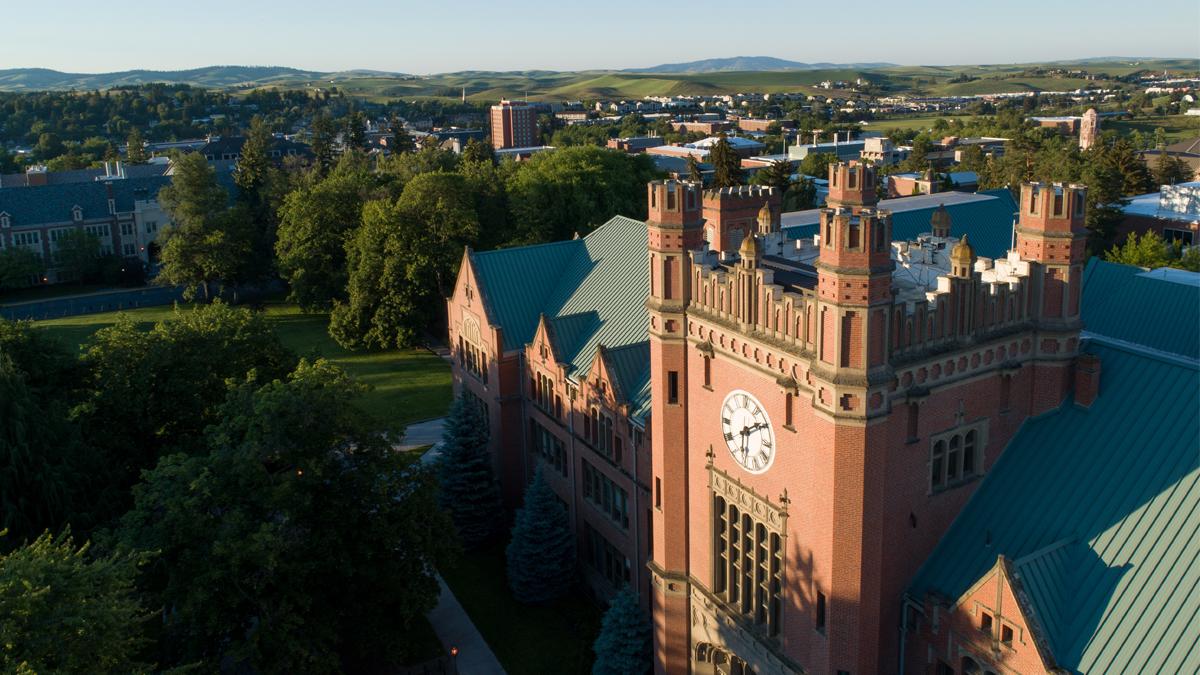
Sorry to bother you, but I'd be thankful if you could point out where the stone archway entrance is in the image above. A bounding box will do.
[695,642,756,675]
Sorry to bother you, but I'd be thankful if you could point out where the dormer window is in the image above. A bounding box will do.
[108,198,116,215]
[71,206,83,222]
[0,212,9,229]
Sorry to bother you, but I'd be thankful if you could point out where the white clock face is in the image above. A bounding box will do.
[720,389,775,474]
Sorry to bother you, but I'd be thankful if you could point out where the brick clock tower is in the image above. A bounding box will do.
[646,179,705,674]
[647,163,1086,674]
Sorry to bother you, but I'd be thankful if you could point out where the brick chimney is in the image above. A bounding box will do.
[1074,353,1101,408]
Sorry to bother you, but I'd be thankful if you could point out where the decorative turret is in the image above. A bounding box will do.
[739,231,761,264]
[930,203,951,238]
[756,201,777,235]
[826,160,878,211]
[646,179,704,311]
[950,234,975,278]
[1016,181,1088,325]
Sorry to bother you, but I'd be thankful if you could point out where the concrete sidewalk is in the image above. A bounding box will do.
[425,575,507,674]
[399,417,446,454]
[415,427,505,673]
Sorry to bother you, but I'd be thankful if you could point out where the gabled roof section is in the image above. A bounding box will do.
[468,215,652,420]
[1081,258,1200,361]
[908,340,1200,673]
[468,238,581,352]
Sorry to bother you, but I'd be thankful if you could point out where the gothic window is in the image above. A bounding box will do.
[930,421,987,493]
[713,492,783,636]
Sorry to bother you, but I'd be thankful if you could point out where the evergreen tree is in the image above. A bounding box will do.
[709,134,743,188]
[389,115,417,154]
[436,393,503,548]
[592,586,652,675]
[506,467,575,604]
[1153,151,1193,187]
[345,111,368,151]
[461,138,495,165]
[311,114,337,175]
[686,153,704,184]
[751,158,792,190]
[125,127,147,164]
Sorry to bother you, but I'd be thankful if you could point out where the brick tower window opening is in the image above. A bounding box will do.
[668,371,679,404]
[704,355,712,388]
[713,493,782,636]
[848,221,861,249]
[1053,190,1065,216]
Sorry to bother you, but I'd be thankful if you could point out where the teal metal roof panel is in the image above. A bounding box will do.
[469,215,652,420]
[908,341,1200,673]
[469,238,581,352]
[1081,258,1200,360]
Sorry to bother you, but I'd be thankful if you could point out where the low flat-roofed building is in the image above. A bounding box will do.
[1119,181,1200,245]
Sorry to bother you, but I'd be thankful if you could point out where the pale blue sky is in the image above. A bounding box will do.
[4,0,1197,73]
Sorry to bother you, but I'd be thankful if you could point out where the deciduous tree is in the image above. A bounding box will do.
[114,360,455,672]
[0,530,151,673]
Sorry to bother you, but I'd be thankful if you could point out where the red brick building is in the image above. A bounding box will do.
[444,162,1200,674]
[490,100,539,150]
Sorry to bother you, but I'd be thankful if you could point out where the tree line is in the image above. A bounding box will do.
[153,119,659,349]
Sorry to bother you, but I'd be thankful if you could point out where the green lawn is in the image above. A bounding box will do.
[33,302,452,429]
[440,541,602,674]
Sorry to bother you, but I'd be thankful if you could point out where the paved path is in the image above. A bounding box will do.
[425,575,507,675]
[420,440,506,674]
[399,417,446,454]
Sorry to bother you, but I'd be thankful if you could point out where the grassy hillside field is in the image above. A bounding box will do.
[4,59,1195,101]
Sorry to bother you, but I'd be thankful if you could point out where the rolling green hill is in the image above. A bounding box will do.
[1,59,1195,100]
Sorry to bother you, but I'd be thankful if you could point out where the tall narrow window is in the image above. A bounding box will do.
[667,371,679,404]
[947,436,961,482]
[931,440,945,489]
[785,392,794,427]
[1000,374,1012,411]
[906,402,919,441]
[655,477,662,509]
[816,591,827,633]
[703,355,712,387]
[663,257,674,300]
[963,430,977,476]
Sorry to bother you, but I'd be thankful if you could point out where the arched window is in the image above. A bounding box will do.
[931,440,945,489]
[947,435,961,482]
[963,430,977,475]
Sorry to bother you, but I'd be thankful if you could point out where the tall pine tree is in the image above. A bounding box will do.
[592,586,652,675]
[506,467,575,604]
[436,393,503,548]
[709,134,743,188]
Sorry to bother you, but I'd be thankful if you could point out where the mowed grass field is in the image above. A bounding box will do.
[34,302,453,429]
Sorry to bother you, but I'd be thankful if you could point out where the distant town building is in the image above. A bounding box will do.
[1119,181,1200,246]
[607,136,666,153]
[490,100,539,150]
[1079,107,1100,150]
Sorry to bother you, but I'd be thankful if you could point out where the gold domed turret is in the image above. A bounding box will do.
[930,203,951,238]
[757,201,774,233]
[739,232,761,263]
[950,234,975,277]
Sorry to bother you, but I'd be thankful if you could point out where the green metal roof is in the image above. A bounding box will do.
[469,215,652,420]
[1081,258,1200,360]
[907,341,1200,673]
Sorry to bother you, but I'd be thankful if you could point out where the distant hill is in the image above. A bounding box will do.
[0,66,412,91]
[626,56,896,74]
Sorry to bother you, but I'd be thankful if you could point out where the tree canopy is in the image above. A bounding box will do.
[114,359,456,672]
